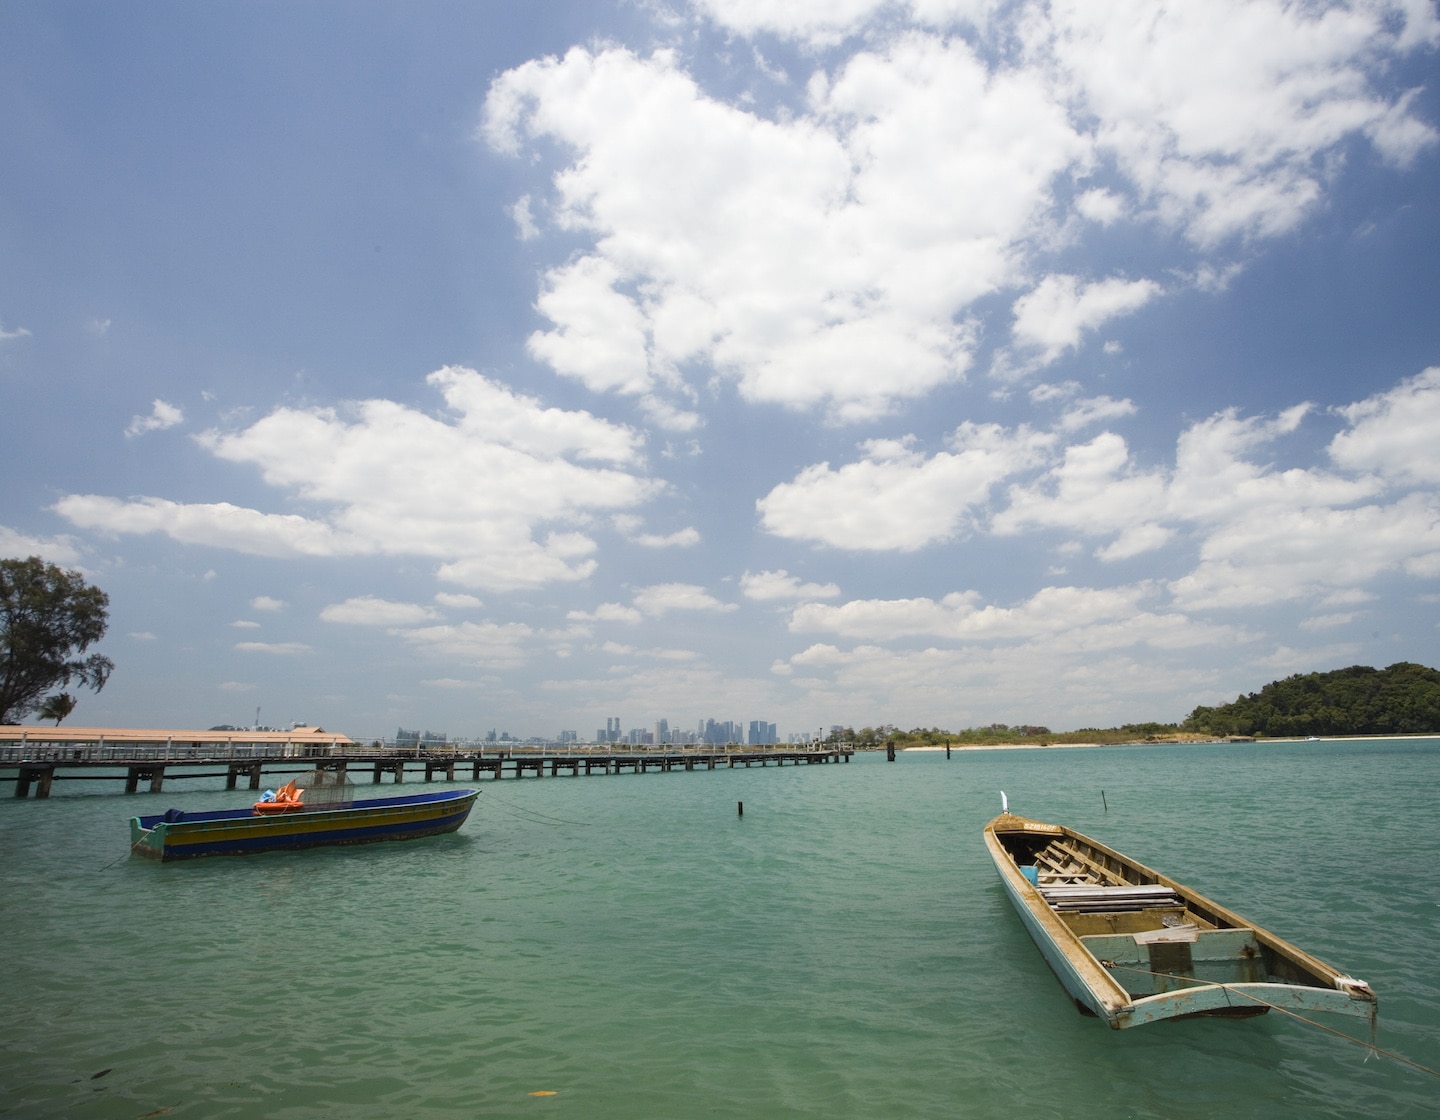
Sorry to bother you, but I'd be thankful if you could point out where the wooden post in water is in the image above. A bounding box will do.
[886,740,896,761]
[738,801,743,817]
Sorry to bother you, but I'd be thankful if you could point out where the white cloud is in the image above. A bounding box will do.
[1328,366,1440,484]
[251,596,285,611]
[55,368,661,592]
[509,194,540,239]
[0,526,84,567]
[229,620,261,629]
[1038,1,1439,245]
[235,641,311,655]
[125,399,184,438]
[1056,395,1137,433]
[995,431,1169,550]
[483,4,1432,428]
[1005,274,1161,372]
[1074,187,1126,225]
[320,596,440,627]
[435,592,484,610]
[568,602,645,624]
[484,36,1081,420]
[1168,492,1440,610]
[741,569,842,601]
[0,321,31,341]
[1299,611,1361,632]
[788,583,1210,645]
[758,423,1053,550]
[614,517,702,548]
[632,583,738,616]
[398,621,536,668]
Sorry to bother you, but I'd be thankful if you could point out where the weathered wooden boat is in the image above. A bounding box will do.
[130,784,479,861]
[985,808,1377,1030]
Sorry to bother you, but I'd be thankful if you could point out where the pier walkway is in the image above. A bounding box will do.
[0,727,850,798]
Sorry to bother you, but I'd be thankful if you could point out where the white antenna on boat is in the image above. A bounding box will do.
[1000,791,1008,813]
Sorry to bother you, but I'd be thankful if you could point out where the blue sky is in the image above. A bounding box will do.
[3,0,1439,741]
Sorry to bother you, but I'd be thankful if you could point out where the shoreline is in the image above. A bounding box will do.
[899,732,1440,752]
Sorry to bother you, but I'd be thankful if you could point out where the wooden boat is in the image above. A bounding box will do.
[130,788,479,861]
[985,808,1377,1030]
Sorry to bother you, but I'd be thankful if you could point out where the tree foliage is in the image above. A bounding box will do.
[1182,662,1440,738]
[0,557,114,724]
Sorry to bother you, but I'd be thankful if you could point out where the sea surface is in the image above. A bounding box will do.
[1,740,1437,1119]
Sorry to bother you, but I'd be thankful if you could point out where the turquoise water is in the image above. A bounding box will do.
[1,741,1437,1118]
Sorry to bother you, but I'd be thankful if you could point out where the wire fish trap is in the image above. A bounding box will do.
[293,769,355,810]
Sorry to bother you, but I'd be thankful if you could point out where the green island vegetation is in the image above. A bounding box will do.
[831,722,1198,748]
[1181,662,1440,738]
[831,662,1440,747]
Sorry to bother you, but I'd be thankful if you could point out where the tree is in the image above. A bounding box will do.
[36,692,77,725]
[0,557,114,724]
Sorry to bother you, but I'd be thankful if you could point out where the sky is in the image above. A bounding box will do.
[2,0,1439,742]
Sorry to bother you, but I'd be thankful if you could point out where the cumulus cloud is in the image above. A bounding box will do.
[614,516,702,548]
[568,602,645,624]
[320,596,440,627]
[251,596,285,611]
[125,400,184,438]
[55,367,661,592]
[483,2,1432,424]
[758,423,1053,549]
[435,592,484,609]
[756,366,1440,621]
[397,621,537,668]
[235,641,311,655]
[0,320,31,341]
[1329,366,1440,484]
[741,569,842,601]
[1003,274,1161,373]
[0,525,84,567]
[632,583,737,616]
[484,35,1078,420]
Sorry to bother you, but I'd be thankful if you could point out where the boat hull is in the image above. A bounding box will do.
[130,789,479,861]
[985,813,1378,1029]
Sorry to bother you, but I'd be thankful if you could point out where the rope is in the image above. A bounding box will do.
[471,785,597,828]
[1102,961,1439,1078]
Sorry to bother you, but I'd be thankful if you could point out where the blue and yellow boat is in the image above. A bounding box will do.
[130,777,479,861]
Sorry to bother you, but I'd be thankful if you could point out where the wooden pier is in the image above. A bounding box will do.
[0,727,850,798]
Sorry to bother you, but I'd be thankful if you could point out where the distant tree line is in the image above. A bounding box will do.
[1182,662,1440,738]
[829,722,1186,747]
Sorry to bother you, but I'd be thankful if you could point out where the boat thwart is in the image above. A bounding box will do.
[984,810,1377,1030]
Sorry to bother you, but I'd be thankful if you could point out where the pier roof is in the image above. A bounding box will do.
[0,725,352,747]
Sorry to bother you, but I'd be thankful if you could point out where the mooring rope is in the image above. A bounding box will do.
[1101,961,1439,1078]
[471,785,597,828]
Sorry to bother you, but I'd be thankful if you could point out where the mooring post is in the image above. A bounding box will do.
[738,801,743,817]
[886,740,896,761]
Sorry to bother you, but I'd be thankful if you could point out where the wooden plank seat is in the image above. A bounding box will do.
[1039,883,1182,912]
